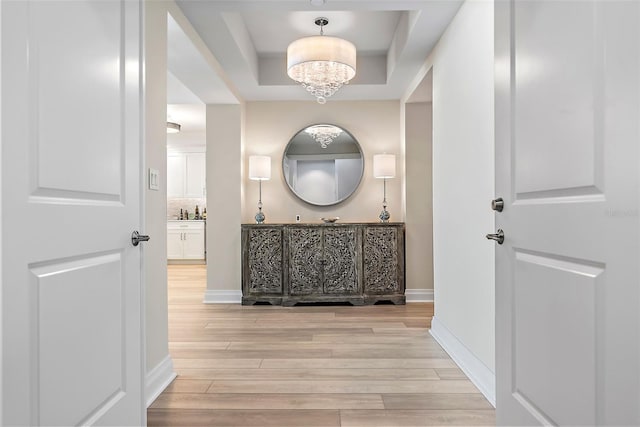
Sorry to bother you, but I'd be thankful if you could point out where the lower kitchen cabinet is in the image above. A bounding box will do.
[167,221,205,260]
[241,223,405,306]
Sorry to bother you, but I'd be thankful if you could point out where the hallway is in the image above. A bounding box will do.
[147,265,495,426]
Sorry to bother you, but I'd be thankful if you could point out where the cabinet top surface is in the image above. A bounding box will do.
[242,222,404,227]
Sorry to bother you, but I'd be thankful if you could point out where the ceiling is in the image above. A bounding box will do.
[169,0,463,104]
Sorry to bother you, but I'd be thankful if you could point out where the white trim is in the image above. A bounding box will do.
[405,289,434,302]
[145,355,177,408]
[430,316,496,407]
[203,290,242,304]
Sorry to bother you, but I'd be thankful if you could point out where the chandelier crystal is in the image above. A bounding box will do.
[305,124,343,148]
[287,18,356,104]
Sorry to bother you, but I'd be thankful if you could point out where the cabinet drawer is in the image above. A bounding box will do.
[167,221,205,231]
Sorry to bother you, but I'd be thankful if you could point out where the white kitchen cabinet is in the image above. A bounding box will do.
[167,221,205,260]
[167,152,206,198]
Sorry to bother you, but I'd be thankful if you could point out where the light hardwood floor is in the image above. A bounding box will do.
[147,265,495,426]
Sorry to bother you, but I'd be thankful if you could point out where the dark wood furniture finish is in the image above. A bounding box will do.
[241,223,405,306]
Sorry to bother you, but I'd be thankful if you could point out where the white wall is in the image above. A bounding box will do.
[404,101,434,294]
[205,105,242,295]
[411,0,496,400]
[243,101,402,224]
[143,0,176,406]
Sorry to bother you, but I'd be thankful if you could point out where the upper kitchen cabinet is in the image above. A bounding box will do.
[168,152,206,198]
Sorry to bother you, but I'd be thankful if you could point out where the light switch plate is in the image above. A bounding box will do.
[149,168,159,191]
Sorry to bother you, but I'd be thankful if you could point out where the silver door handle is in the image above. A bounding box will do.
[131,231,150,246]
[491,197,504,212]
[486,229,504,244]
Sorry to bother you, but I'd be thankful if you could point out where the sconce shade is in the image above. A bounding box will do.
[249,156,271,181]
[373,154,396,179]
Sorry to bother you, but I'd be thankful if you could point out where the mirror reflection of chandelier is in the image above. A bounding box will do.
[305,124,343,148]
[287,17,356,104]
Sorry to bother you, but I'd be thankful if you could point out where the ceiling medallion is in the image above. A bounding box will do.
[286,17,356,104]
[305,124,343,148]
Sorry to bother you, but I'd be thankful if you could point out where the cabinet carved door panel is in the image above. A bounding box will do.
[323,227,358,294]
[364,226,401,294]
[289,228,323,295]
[247,228,283,294]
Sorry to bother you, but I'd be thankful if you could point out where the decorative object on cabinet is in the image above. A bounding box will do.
[166,121,181,133]
[305,124,342,148]
[320,217,339,223]
[241,223,405,306]
[373,154,396,222]
[287,17,356,104]
[249,155,271,224]
[283,124,363,206]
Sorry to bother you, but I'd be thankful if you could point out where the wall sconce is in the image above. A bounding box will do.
[373,154,395,222]
[249,156,271,224]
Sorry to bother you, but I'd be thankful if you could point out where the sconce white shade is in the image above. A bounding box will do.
[249,156,271,181]
[373,154,396,179]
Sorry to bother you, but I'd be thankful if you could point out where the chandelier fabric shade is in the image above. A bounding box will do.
[287,18,356,104]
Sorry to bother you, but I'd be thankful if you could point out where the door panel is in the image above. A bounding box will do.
[288,228,323,295]
[30,1,123,199]
[2,1,144,425]
[495,0,639,425]
[513,1,602,197]
[34,253,125,426]
[513,251,601,426]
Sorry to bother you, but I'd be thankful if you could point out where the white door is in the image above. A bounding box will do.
[2,1,145,425]
[494,0,639,425]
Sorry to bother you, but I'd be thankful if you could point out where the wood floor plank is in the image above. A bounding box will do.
[206,379,480,394]
[226,342,440,351]
[170,368,440,381]
[150,393,385,410]
[161,379,212,393]
[169,349,333,359]
[259,358,458,370]
[435,368,468,380]
[172,358,263,369]
[339,409,496,426]
[147,409,341,427]
[382,393,495,410]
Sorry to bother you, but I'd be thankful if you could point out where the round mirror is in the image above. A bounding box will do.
[283,124,364,206]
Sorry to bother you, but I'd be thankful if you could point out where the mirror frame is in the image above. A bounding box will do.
[282,124,364,207]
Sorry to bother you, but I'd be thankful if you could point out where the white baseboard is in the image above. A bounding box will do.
[430,316,496,407]
[145,355,177,408]
[203,290,242,304]
[405,289,434,302]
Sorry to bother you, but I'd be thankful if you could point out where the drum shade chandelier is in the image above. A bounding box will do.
[287,17,356,104]
[305,124,342,148]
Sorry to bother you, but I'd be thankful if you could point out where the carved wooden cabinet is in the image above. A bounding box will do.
[242,223,404,306]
